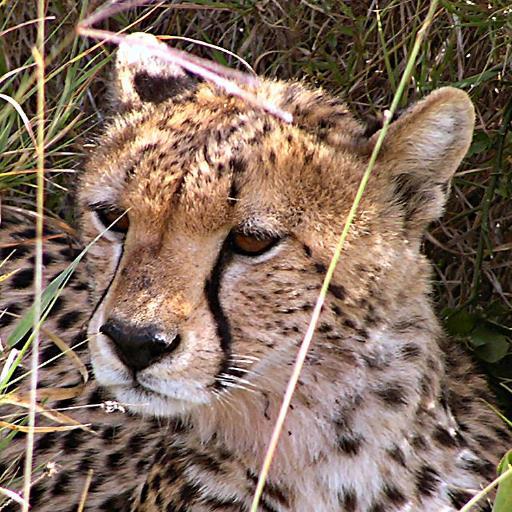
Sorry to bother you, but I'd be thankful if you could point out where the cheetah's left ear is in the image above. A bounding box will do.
[111,33,196,112]
[371,87,475,232]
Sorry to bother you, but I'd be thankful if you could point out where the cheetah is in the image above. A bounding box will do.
[0,34,510,512]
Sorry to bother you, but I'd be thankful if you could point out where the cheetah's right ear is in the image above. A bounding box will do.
[111,33,196,112]
[370,87,475,233]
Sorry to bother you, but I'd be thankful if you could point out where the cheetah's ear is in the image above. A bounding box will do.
[111,33,196,111]
[371,87,475,233]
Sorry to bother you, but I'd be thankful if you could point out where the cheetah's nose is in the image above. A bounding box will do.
[100,318,180,372]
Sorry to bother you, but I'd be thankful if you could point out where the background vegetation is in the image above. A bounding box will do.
[0,0,511,507]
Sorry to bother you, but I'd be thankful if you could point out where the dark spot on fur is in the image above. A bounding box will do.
[51,472,71,496]
[29,482,45,507]
[129,432,146,454]
[314,262,326,274]
[78,449,95,473]
[54,396,77,410]
[11,267,34,289]
[318,323,333,333]
[41,342,63,363]
[87,387,105,405]
[13,227,36,239]
[63,428,85,453]
[411,433,428,450]
[460,457,495,478]
[72,280,89,291]
[328,283,346,300]
[355,328,369,341]
[229,157,245,174]
[400,343,422,360]
[0,302,21,328]
[473,434,495,451]
[102,426,118,443]
[133,71,196,104]
[387,445,406,467]
[432,426,459,448]
[0,244,30,261]
[337,434,363,456]
[376,382,408,407]
[57,310,83,330]
[383,484,406,506]
[448,488,474,508]
[35,432,57,451]
[28,252,54,266]
[343,318,356,329]
[339,489,357,511]
[47,296,65,317]
[179,481,201,504]
[150,473,161,491]
[139,481,149,503]
[415,465,440,497]
[100,490,133,511]
[106,450,124,469]
[59,246,81,259]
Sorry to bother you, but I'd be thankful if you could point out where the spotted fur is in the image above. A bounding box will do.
[0,34,509,511]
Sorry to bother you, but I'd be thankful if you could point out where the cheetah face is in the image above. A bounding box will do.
[80,35,474,418]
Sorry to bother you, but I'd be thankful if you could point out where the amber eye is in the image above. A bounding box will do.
[93,206,130,235]
[230,232,280,256]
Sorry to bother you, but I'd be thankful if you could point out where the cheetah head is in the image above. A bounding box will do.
[80,34,474,418]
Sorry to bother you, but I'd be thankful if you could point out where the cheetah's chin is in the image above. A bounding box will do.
[107,383,210,417]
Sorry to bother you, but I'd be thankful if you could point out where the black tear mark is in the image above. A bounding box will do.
[228,156,246,174]
[228,180,239,205]
[205,239,240,388]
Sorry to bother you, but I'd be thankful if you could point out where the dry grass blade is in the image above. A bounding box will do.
[77,469,94,512]
[459,464,512,511]
[0,486,28,508]
[0,350,19,386]
[0,269,20,285]
[249,0,440,509]
[0,421,90,434]
[1,395,93,433]
[0,94,37,149]
[160,35,255,74]
[81,0,161,27]
[0,16,55,38]
[40,327,89,384]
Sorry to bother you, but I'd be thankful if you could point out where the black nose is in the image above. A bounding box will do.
[100,319,180,372]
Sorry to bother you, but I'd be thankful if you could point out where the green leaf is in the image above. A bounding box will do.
[445,310,477,336]
[471,325,510,363]
[6,259,81,348]
[467,131,492,157]
[493,450,512,512]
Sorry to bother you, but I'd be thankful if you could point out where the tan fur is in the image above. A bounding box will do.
[0,35,509,511]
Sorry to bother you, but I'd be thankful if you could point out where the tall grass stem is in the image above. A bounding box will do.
[22,2,46,509]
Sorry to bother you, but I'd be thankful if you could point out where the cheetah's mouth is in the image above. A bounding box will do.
[101,377,211,417]
[91,355,211,417]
